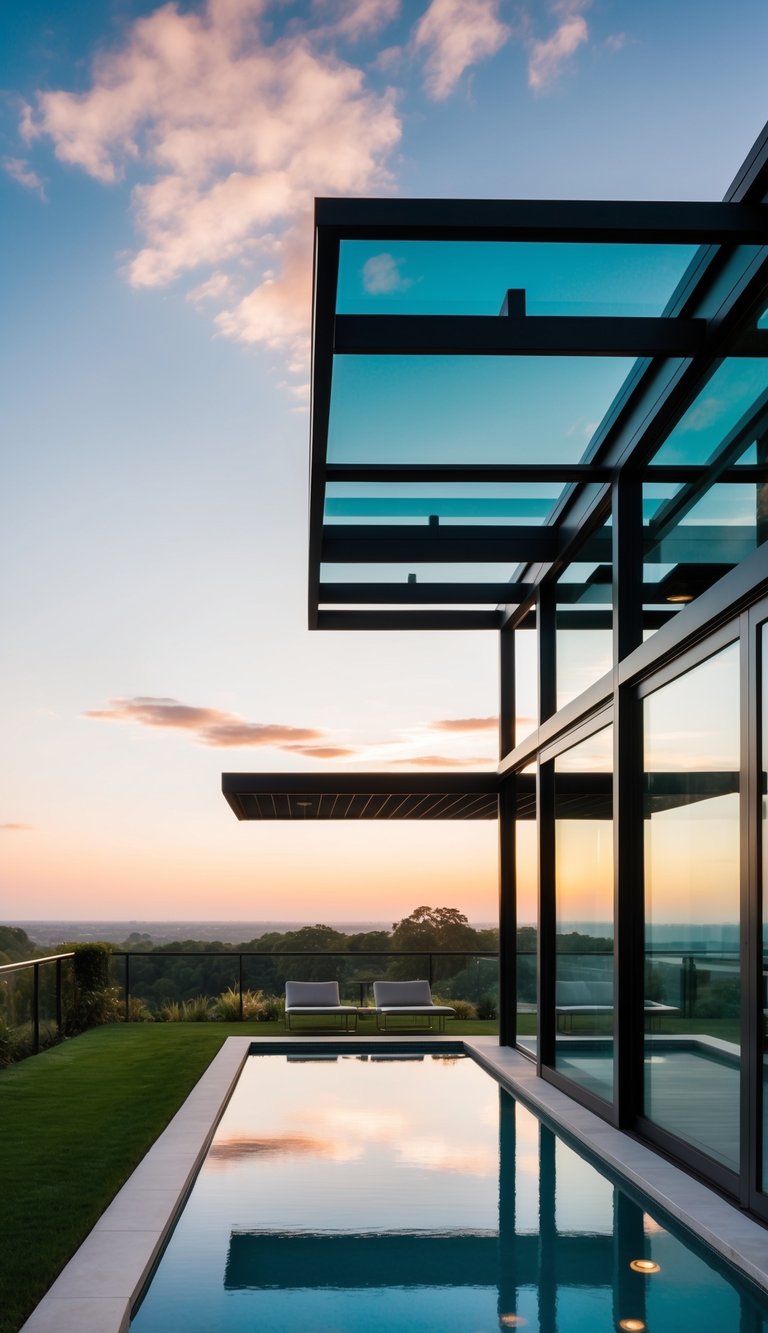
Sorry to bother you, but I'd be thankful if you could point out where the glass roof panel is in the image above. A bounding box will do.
[337,242,699,316]
[324,481,567,526]
[320,562,521,584]
[651,358,768,465]
[327,355,635,465]
[642,436,768,639]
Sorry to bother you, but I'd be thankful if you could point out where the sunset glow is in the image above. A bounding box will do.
[2,1,766,924]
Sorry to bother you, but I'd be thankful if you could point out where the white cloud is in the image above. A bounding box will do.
[2,156,46,199]
[362,251,411,293]
[412,0,510,100]
[22,0,401,363]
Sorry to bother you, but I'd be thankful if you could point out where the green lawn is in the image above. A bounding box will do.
[0,1018,496,1333]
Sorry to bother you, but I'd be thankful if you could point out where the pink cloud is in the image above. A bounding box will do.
[2,156,46,199]
[528,3,590,91]
[284,744,359,758]
[387,754,494,768]
[413,0,510,100]
[0,823,34,831]
[22,0,401,363]
[84,696,326,749]
[429,716,498,732]
[315,0,401,42]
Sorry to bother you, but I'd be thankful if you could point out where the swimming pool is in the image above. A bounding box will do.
[129,1046,768,1333]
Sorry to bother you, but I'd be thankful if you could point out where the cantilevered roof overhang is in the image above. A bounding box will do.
[222,772,500,820]
[222,770,736,822]
[309,175,768,632]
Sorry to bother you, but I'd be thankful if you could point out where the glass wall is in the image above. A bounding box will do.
[554,725,614,1103]
[643,643,741,1173]
[515,627,538,747]
[516,767,538,1056]
[763,623,768,1194]
[556,533,613,711]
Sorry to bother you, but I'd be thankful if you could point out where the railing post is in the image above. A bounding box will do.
[33,963,40,1053]
[239,954,244,1021]
[55,957,62,1038]
[428,953,434,987]
[124,954,131,1024]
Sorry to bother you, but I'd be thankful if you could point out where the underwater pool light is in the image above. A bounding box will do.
[630,1258,661,1273]
[619,1320,647,1331]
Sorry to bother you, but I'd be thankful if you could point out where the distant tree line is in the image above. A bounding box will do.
[111,906,500,1009]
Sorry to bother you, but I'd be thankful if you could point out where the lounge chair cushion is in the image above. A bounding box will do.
[556,980,613,1008]
[374,980,433,1008]
[285,980,355,1011]
[373,980,455,1015]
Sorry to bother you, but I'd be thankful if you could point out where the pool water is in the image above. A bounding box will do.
[130,1048,768,1332]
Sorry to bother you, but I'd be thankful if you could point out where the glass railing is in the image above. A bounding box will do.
[0,953,75,1058]
[106,950,500,1023]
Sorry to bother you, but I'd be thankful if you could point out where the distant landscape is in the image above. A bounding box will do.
[7,919,498,949]
[6,918,741,952]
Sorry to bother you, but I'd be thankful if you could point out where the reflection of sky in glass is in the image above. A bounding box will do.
[320,562,519,585]
[337,242,699,317]
[645,644,740,929]
[651,359,768,465]
[130,1052,768,1333]
[327,356,635,465]
[645,644,739,772]
[515,628,538,744]
[324,482,565,526]
[555,723,613,774]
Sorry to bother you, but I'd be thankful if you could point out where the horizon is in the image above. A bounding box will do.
[3,0,767,921]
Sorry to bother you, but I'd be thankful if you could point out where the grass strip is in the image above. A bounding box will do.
[0,1018,496,1331]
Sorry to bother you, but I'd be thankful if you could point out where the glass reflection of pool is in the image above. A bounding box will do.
[130,1048,768,1332]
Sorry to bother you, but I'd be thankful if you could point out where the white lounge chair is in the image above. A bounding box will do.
[373,980,455,1033]
[555,980,678,1031]
[284,980,358,1032]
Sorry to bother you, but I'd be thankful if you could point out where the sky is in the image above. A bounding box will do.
[1,0,766,924]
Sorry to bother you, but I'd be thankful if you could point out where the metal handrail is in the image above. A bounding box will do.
[0,950,75,974]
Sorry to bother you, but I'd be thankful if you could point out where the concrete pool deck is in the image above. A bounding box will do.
[20,1034,768,1332]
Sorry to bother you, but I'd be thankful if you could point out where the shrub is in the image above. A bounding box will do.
[216,987,262,1021]
[122,997,155,1023]
[182,995,212,1022]
[477,995,498,1021]
[63,944,120,1034]
[257,994,284,1022]
[158,1000,184,1022]
[66,985,122,1034]
[0,1017,18,1068]
[447,998,477,1021]
[72,944,113,993]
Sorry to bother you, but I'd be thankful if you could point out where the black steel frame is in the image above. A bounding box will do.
[309,137,768,631]
[280,123,768,1215]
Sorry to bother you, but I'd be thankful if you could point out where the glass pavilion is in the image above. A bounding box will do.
[224,122,768,1219]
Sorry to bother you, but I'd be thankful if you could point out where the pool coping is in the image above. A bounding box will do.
[20,1034,768,1331]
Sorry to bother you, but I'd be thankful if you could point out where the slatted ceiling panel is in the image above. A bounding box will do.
[425,791,463,818]
[459,794,498,819]
[360,792,392,818]
[222,773,500,818]
[446,792,490,819]
[385,792,414,818]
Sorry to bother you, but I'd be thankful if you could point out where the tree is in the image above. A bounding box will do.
[389,906,480,982]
